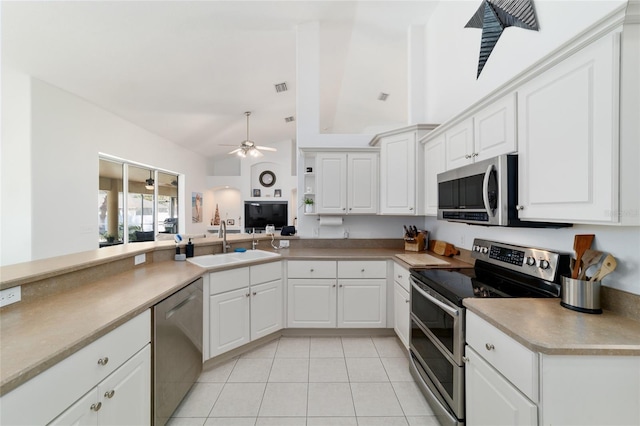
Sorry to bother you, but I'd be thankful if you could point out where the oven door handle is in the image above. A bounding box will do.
[482,163,495,217]
[410,277,459,317]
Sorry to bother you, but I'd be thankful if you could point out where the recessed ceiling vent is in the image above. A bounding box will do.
[377,92,389,101]
[284,116,295,123]
[274,82,288,93]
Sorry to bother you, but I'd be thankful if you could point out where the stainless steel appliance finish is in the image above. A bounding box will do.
[409,239,570,426]
[561,275,603,314]
[153,278,203,426]
[437,154,570,227]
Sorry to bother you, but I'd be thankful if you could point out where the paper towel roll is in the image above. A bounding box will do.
[318,216,343,226]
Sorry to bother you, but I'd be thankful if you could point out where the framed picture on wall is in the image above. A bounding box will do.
[274,189,282,197]
[253,189,261,197]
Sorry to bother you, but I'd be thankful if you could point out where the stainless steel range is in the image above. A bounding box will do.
[408,239,570,426]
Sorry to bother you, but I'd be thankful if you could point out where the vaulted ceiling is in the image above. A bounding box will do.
[2,1,436,158]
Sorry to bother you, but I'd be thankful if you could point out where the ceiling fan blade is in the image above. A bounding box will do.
[256,146,277,152]
[228,148,241,154]
[219,144,238,147]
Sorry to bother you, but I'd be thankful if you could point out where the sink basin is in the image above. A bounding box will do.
[187,250,281,269]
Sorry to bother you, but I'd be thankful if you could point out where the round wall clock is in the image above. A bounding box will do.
[259,170,276,187]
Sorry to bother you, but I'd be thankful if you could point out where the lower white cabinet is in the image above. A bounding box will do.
[0,311,151,426]
[49,345,151,426]
[393,262,411,348]
[287,260,386,328]
[208,262,283,358]
[465,346,537,426]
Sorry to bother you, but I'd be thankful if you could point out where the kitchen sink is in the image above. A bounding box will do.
[187,250,280,269]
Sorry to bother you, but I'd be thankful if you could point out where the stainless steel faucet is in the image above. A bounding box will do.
[252,228,258,250]
[218,221,230,253]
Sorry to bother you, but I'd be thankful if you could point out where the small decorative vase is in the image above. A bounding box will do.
[305,204,313,213]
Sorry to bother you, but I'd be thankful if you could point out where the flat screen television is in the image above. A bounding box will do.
[244,201,288,231]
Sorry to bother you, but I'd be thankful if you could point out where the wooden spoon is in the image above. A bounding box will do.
[578,249,604,280]
[590,254,617,282]
[571,234,595,279]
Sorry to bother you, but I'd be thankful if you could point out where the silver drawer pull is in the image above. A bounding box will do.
[90,402,102,412]
[97,357,109,366]
[462,356,469,363]
[485,343,495,351]
[361,269,365,272]
[104,390,115,399]
[310,268,314,272]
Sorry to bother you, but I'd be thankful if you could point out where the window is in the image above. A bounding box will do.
[99,157,179,247]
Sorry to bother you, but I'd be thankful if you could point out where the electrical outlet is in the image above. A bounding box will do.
[279,240,290,248]
[0,286,21,307]
[134,253,146,265]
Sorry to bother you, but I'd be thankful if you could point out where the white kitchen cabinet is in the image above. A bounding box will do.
[287,260,386,328]
[374,125,436,215]
[517,32,620,224]
[315,152,378,215]
[445,94,516,171]
[393,282,410,349]
[50,345,151,426]
[0,311,150,426]
[208,262,282,358]
[423,135,446,216]
[465,346,537,426]
[466,310,640,426]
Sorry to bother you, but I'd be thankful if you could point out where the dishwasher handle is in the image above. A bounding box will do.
[165,293,197,320]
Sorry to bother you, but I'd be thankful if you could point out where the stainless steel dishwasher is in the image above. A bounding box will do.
[153,277,203,426]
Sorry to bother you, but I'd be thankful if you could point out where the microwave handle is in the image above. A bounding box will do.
[482,163,495,217]
[410,277,459,317]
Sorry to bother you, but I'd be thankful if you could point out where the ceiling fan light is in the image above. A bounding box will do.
[237,150,247,158]
[250,148,261,157]
[145,171,155,190]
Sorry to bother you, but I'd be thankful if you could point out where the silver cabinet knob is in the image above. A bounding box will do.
[343,208,346,211]
[252,291,257,296]
[97,357,109,366]
[409,207,414,211]
[90,402,102,412]
[349,208,352,211]
[472,152,479,157]
[462,356,469,363]
[246,293,250,297]
[397,274,403,279]
[485,343,495,351]
[104,390,115,399]
[361,269,365,272]
[465,154,471,159]
[405,299,410,303]
[332,284,336,287]
[310,268,314,272]
[516,205,524,211]
[339,284,343,288]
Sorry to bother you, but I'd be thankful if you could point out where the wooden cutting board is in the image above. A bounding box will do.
[395,253,451,267]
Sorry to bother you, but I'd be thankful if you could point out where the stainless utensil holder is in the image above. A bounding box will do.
[560,276,602,314]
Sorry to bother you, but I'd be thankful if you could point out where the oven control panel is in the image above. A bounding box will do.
[471,238,567,282]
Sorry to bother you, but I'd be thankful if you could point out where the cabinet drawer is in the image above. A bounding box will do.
[338,261,386,279]
[466,311,538,402]
[0,311,150,426]
[209,267,250,294]
[393,262,410,292]
[251,261,282,285]
[287,260,336,278]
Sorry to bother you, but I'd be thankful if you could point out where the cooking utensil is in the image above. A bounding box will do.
[578,249,604,280]
[590,254,617,282]
[571,234,595,279]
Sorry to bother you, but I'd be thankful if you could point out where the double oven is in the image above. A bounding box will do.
[408,239,569,426]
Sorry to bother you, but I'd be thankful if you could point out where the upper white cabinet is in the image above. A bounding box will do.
[313,151,378,215]
[445,94,517,171]
[373,125,436,215]
[423,135,446,216]
[517,32,620,224]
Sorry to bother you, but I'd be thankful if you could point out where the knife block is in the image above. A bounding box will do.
[404,232,426,252]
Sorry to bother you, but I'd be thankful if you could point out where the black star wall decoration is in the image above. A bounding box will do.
[466,0,539,78]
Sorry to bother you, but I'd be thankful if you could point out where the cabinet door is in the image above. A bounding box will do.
[287,279,337,328]
[466,347,537,426]
[209,287,250,356]
[517,33,619,224]
[49,390,99,426]
[445,118,474,170]
[380,132,417,214]
[316,153,347,214]
[337,279,386,328]
[393,282,410,349]
[250,279,283,340]
[97,345,151,426]
[474,93,517,162]
[348,153,378,214]
[424,135,446,216]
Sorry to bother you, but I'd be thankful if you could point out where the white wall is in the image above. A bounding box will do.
[424,0,627,124]
[1,69,210,265]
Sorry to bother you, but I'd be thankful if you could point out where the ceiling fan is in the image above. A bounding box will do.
[227,112,277,158]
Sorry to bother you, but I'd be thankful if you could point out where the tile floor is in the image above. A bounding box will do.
[167,336,440,426]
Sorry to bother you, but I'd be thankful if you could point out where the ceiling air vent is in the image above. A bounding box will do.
[377,92,389,101]
[274,82,288,93]
[284,116,295,123]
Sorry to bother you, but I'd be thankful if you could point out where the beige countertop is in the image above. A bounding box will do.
[0,245,467,395]
[464,298,640,356]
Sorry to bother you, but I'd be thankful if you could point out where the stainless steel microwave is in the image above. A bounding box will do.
[437,154,570,228]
